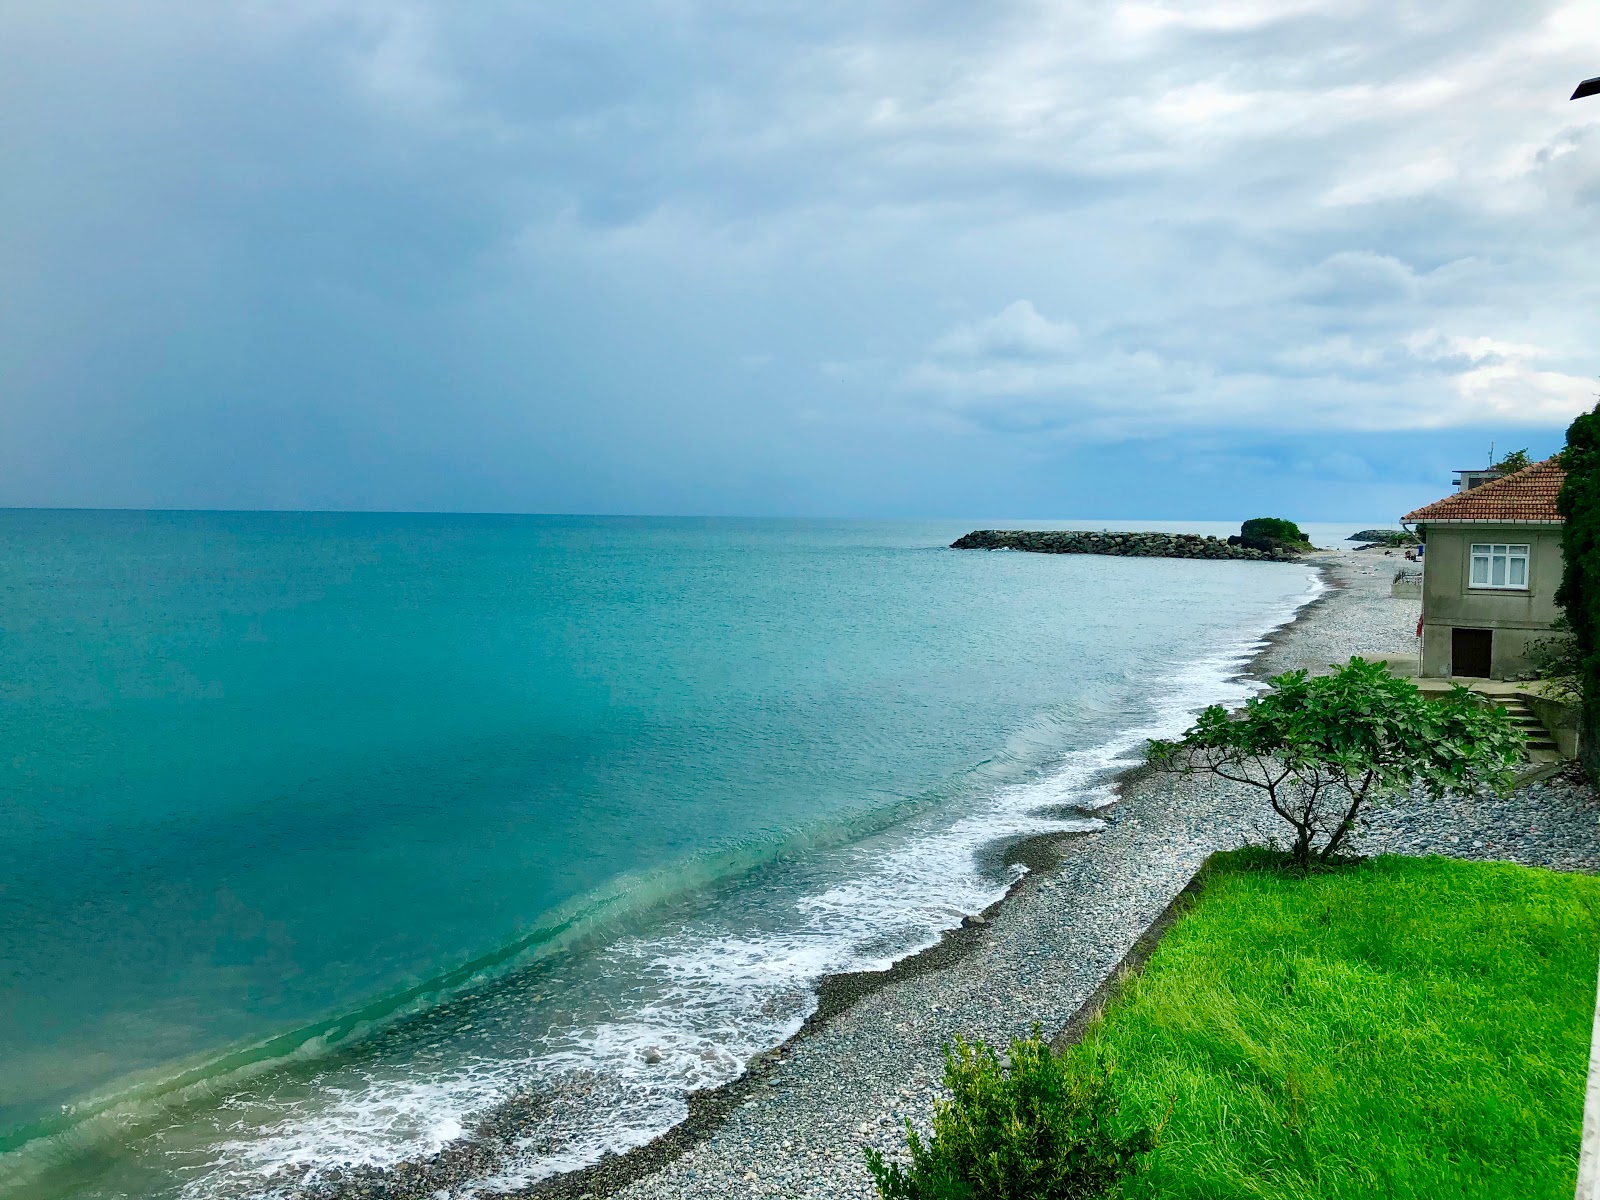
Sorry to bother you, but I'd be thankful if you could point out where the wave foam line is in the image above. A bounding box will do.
[205,565,1328,1195]
[0,808,945,1196]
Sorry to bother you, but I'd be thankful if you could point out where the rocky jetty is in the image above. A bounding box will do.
[1348,528,1407,541]
[949,529,1299,562]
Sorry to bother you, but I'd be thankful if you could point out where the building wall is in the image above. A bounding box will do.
[1418,523,1564,679]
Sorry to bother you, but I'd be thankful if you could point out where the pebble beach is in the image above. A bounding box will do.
[506,547,1600,1200]
[307,547,1600,1200]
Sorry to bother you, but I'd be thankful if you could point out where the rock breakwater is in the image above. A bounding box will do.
[950,530,1299,562]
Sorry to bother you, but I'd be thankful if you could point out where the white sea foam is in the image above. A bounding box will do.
[179,568,1325,1198]
[181,1063,511,1196]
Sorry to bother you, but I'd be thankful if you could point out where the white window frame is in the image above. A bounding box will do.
[1468,543,1530,591]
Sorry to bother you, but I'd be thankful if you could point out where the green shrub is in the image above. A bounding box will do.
[1238,518,1312,554]
[1149,657,1523,866]
[1529,613,1581,702]
[865,1033,1153,1200]
[1557,406,1600,779]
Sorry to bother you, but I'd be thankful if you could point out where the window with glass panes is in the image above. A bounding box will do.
[1469,543,1529,590]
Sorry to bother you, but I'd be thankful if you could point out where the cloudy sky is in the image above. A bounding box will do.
[2,1,1597,520]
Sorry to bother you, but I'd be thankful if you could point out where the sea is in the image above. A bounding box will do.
[0,512,1348,1199]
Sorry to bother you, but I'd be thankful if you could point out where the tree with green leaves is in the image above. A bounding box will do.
[1492,448,1532,475]
[1149,658,1523,867]
[1236,517,1312,554]
[1556,403,1600,779]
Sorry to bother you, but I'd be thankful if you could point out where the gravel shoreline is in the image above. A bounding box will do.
[331,549,1599,1200]
[569,549,1599,1200]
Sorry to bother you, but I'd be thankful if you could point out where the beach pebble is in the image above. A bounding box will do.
[325,551,1596,1200]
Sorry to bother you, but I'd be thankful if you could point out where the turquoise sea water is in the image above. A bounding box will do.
[0,513,1321,1198]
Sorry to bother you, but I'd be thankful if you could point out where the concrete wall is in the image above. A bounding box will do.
[1418,524,1564,679]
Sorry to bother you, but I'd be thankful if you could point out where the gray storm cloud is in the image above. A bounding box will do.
[0,0,1595,515]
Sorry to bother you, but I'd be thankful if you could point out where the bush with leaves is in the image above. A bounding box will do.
[1557,404,1600,778]
[1234,517,1313,555]
[1528,614,1581,703]
[1492,447,1533,475]
[865,1033,1152,1200]
[1149,658,1523,867]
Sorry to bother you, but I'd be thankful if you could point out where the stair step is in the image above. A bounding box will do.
[1469,694,1562,756]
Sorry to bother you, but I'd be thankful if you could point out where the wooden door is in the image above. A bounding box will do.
[1451,627,1492,678]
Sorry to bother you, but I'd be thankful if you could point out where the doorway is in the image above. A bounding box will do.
[1451,627,1493,678]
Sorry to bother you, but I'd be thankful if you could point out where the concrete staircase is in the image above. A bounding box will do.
[1489,692,1568,785]
[1500,693,1560,755]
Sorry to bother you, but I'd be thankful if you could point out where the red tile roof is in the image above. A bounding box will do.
[1403,457,1566,524]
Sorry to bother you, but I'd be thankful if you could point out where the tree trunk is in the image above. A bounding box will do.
[1318,771,1374,862]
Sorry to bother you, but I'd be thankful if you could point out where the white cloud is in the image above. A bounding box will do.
[353,6,454,117]
[1275,338,1390,374]
[906,301,1594,436]
[3,0,1599,511]
[929,301,1079,360]
[1295,251,1422,305]
[1115,0,1349,37]
[1402,330,1546,367]
[1451,361,1596,424]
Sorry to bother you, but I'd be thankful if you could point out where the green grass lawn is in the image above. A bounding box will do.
[1082,850,1600,1199]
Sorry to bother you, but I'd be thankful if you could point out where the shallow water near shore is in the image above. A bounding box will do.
[0,513,1325,1198]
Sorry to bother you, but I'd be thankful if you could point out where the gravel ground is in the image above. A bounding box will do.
[543,550,1600,1200]
[1271,551,1600,873]
[1256,546,1421,677]
[1353,768,1600,873]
